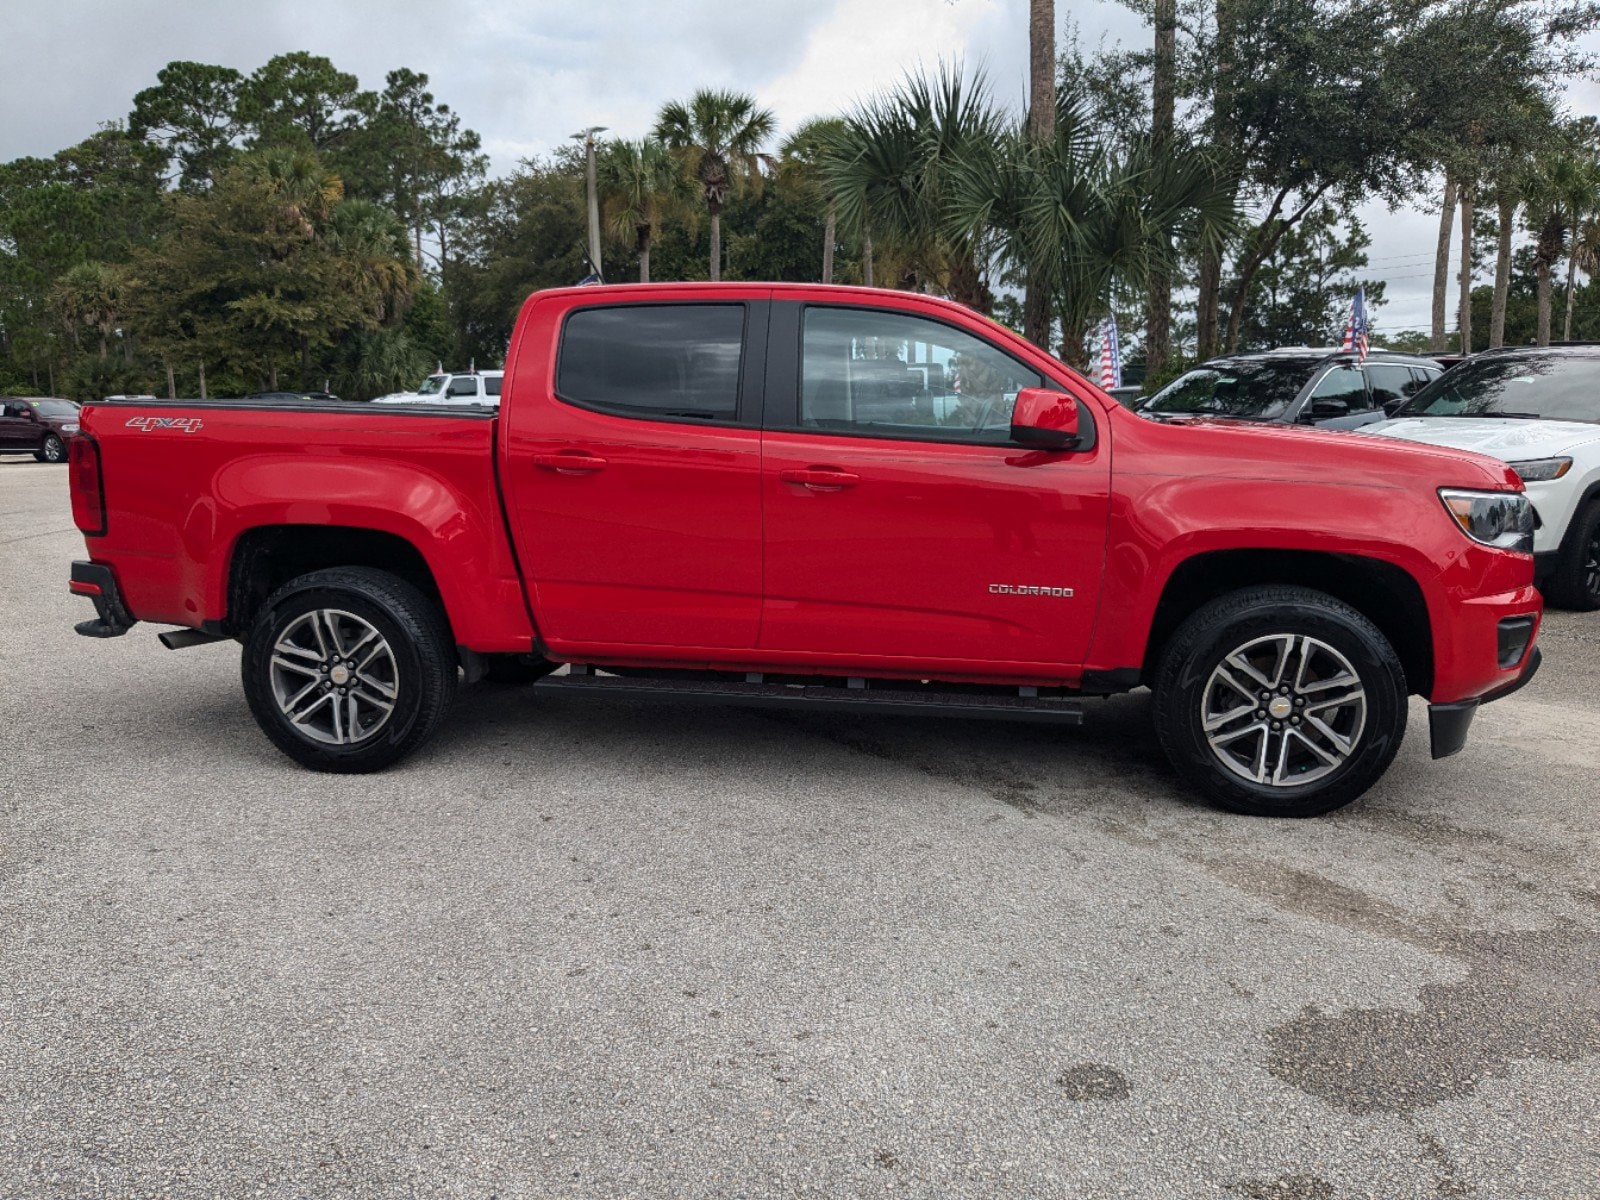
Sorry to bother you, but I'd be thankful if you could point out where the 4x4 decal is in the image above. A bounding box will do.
[125,416,204,434]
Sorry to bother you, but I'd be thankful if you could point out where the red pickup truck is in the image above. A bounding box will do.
[67,284,1542,816]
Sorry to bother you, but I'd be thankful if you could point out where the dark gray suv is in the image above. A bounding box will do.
[1138,349,1443,430]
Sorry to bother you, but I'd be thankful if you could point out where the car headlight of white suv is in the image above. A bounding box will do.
[1507,456,1573,483]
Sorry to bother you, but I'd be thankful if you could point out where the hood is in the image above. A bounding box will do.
[1362,417,1600,462]
[1115,407,1522,492]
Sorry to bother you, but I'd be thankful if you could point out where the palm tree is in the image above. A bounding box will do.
[945,89,1237,367]
[50,262,125,360]
[247,148,344,242]
[654,90,775,282]
[327,198,420,327]
[1024,0,1056,348]
[1523,138,1600,346]
[779,118,848,283]
[1565,215,1600,341]
[826,65,1004,310]
[597,138,688,284]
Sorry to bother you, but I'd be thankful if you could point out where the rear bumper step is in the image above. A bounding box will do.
[70,560,135,638]
[533,669,1085,724]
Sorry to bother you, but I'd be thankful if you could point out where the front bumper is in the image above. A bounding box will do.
[70,560,136,638]
[1427,645,1542,759]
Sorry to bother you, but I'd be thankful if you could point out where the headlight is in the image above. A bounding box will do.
[1507,456,1572,482]
[62,423,80,433]
[1439,489,1535,553]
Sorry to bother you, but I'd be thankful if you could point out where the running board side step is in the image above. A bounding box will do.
[532,670,1084,724]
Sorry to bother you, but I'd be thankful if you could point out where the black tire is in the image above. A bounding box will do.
[482,653,558,684]
[35,434,65,464]
[242,566,457,773]
[1152,585,1408,817]
[1544,500,1600,611]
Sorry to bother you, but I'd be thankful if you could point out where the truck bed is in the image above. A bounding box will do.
[77,399,534,652]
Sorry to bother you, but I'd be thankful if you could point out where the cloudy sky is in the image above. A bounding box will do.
[6,0,1600,333]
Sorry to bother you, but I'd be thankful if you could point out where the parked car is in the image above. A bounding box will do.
[243,391,347,404]
[66,283,1541,818]
[0,397,81,462]
[1364,344,1600,609]
[1139,348,1443,429]
[373,370,502,406]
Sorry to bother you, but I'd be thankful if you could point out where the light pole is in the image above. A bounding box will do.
[571,126,608,280]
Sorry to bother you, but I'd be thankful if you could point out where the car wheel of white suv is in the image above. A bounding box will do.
[1546,500,1600,611]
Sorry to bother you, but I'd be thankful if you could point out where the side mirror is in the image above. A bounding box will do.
[1310,396,1351,418]
[1010,387,1081,450]
[1382,397,1407,416]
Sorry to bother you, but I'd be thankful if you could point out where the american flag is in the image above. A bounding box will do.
[1340,287,1370,362]
[1097,315,1122,389]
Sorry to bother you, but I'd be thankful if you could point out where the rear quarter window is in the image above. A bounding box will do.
[556,304,745,421]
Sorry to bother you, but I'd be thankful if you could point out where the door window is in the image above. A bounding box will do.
[1303,364,1368,419]
[557,304,745,421]
[1364,364,1415,408]
[1409,368,1441,394]
[799,307,1042,444]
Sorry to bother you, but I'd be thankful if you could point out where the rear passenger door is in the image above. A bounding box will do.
[500,296,769,652]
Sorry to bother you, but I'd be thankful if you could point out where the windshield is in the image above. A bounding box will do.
[1141,360,1316,420]
[29,399,79,417]
[1394,353,1600,423]
[416,375,447,396]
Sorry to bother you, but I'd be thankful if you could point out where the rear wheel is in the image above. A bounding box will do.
[242,567,457,772]
[1545,500,1600,611]
[1152,585,1408,817]
[35,434,65,463]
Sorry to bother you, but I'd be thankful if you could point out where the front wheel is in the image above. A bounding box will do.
[35,434,65,463]
[1152,585,1408,817]
[1544,500,1600,611]
[242,567,458,772]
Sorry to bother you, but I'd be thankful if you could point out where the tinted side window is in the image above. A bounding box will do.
[800,306,1042,444]
[1305,364,1368,417]
[1364,364,1415,406]
[483,376,502,396]
[557,304,745,420]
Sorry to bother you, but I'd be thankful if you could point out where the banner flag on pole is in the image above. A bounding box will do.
[1097,315,1122,390]
[1340,287,1370,362]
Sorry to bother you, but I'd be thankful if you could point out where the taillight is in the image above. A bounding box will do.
[69,436,106,535]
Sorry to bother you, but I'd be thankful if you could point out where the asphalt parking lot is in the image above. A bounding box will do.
[2,459,1597,1200]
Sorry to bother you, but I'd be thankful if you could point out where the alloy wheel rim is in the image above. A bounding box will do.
[1200,633,1367,788]
[45,438,63,461]
[1585,530,1600,601]
[269,608,399,746]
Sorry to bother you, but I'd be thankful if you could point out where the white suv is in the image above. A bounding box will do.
[374,371,502,406]
[1364,346,1600,608]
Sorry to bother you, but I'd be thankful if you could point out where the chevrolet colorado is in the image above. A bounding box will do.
[67,284,1542,816]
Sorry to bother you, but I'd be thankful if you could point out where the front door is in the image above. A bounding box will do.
[500,297,768,652]
[0,402,35,450]
[759,303,1110,671]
